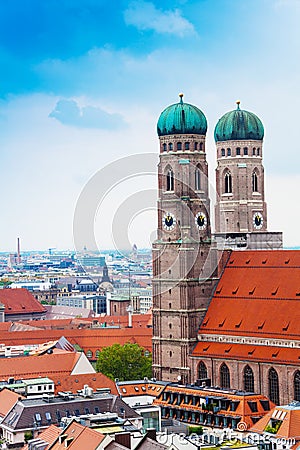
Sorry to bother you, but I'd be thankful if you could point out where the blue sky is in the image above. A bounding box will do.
[0,0,299,251]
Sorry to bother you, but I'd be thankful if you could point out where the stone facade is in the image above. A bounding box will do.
[152,133,220,384]
[215,139,267,234]
[190,357,300,406]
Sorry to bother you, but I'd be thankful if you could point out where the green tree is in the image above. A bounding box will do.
[96,343,152,381]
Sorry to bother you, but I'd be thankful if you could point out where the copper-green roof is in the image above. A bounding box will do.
[214,102,264,142]
[157,94,207,136]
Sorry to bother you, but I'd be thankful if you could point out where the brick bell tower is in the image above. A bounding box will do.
[152,94,219,384]
[214,101,282,250]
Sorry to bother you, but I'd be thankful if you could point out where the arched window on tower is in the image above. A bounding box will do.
[200,142,203,151]
[294,371,300,401]
[220,363,230,388]
[177,142,182,151]
[243,365,254,392]
[224,172,232,194]
[163,143,167,152]
[169,142,173,151]
[195,168,201,191]
[252,171,258,192]
[268,368,279,404]
[167,169,174,191]
[198,361,208,380]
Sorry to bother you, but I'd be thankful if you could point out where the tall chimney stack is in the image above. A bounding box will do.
[17,237,21,264]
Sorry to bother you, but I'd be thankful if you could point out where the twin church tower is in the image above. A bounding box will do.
[152,94,282,383]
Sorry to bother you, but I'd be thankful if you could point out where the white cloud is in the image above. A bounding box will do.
[275,0,300,8]
[49,99,127,129]
[124,1,195,36]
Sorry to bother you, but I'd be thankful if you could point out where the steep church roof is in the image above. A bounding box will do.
[193,250,300,363]
[197,250,300,342]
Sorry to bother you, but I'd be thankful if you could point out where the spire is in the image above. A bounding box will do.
[236,100,241,110]
[179,93,184,104]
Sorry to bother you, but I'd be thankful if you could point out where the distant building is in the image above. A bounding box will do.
[76,278,98,292]
[57,293,106,315]
[33,288,59,304]
[10,281,52,291]
[0,288,46,321]
[78,255,105,268]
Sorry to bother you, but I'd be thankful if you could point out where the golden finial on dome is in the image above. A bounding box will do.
[236,100,241,109]
[179,93,184,103]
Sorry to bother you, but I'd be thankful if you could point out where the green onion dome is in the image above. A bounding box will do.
[157,94,207,136]
[214,101,264,142]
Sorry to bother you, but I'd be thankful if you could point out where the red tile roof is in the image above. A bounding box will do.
[0,351,80,380]
[0,288,46,314]
[154,384,274,429]
[22,425,61,450]
[0,322,12,331]
[116,381,165,397]
[20,314,152,330]
[199,250,300,340]
[50,372,118,395]
[0,387,25,418]
[192,341,300,365]
[48,420,105,450]
[0,327,152,356]
[251,405,300,439]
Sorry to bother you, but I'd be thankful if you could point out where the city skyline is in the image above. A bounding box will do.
[0,0,299,251]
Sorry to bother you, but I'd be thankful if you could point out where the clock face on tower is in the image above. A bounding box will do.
[195,212,207,230]
[253,212,263,229]
[162,212,176,231]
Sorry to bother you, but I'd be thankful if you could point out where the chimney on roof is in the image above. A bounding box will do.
[146,428,157,442]
[115,432,131,449]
